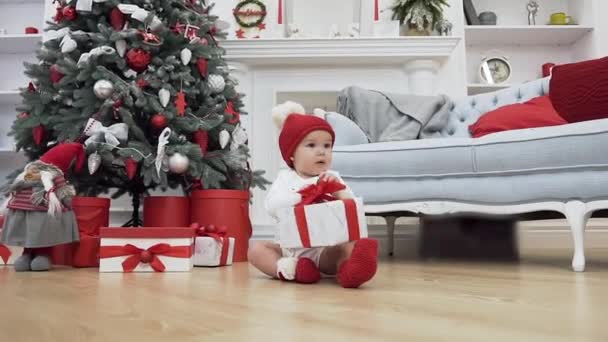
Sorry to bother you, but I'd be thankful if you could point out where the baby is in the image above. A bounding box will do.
[248,102,378,288]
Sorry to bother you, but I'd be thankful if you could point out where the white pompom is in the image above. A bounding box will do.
[271,101,305,130]
[312,108,327,119]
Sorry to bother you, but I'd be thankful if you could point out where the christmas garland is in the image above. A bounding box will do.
[233,0,267,28]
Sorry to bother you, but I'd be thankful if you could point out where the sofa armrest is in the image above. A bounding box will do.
[322,111,369,146]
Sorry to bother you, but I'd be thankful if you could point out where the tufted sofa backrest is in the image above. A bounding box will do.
[439,77,551,138]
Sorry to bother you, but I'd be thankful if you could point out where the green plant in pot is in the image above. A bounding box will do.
[391,0,450,36]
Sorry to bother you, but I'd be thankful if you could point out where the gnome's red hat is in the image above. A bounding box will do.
[272,101,335,168]
[39,143,86,174]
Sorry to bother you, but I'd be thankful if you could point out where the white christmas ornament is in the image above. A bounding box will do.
[230,124,248,151]
[60,34,77,53]
[208,74,225,94]
[180,48,192,65]
[93,80,114,99]
[156,127,171,176]
[88,152,101,174]
[169,153,189,174]
[116,39,127,57]
[219,129,230,149]
[159,88,170,107]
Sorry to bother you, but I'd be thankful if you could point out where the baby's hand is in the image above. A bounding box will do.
[317,172,339,184]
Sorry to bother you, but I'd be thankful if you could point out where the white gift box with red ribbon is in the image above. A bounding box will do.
[192,225,234,267]
[276,197,368,248]
[99,227,195,273]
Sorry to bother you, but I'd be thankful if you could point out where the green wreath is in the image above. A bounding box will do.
[233,0,267,28]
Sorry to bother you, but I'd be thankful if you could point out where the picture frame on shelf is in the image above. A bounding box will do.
[284,0,362,38]
[463,0,480,25]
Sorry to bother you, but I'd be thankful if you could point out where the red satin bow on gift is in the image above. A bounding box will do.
[192,223,228,244]
[297,179,346,206]
[0,244,12,265]
[100,243,191,272]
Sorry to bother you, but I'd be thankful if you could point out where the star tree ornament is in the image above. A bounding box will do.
[93,80,114,99]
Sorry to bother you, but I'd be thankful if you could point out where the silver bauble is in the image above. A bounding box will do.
[93,80,114,99]
[88,152,101,175]
[168,153,189,174]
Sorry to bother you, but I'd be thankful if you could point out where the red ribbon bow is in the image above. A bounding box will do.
[192,223,231,266]
[100,243,191,272]
[297,179,346,206]
[0,244,12,265]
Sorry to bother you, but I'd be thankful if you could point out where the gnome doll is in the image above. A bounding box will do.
[0,143,84,271]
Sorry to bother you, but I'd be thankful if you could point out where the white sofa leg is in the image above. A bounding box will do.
[564,201,590,272]
[385,216,397,256]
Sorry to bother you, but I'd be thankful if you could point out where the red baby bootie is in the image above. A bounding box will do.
[295,258,321,284]
[337,238,378,288]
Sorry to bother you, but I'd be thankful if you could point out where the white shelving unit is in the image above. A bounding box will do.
[464,0,596,95]
[465,25,593,46]
[467,83,511,95]
[0,34,42,54]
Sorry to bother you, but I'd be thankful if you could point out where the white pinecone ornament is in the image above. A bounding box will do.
[207,74,225,94]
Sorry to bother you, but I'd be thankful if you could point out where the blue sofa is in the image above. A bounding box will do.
[325,77,608,272]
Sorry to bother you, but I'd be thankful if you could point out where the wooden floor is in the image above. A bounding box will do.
[1,249,607,342]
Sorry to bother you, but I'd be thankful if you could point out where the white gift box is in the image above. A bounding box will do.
[99,227,195,273]
[193,237,235,267]
[276,197,368,248]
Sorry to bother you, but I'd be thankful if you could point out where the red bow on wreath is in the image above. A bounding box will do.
[297,179,346,206]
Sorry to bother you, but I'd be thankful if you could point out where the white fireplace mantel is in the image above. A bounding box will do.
[222,37,461,66]
[221,37,462,229]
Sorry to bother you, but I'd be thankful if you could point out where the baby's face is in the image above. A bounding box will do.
[291,130,333,178]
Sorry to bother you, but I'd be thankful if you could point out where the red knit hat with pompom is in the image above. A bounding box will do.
[272,101,335,168]
[39,143,86,174]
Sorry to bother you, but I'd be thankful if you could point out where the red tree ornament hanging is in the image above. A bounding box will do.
[192,130,209,155]
[62,6,77,21]
[49,64,64,84]
[125,158,138,180]
[18,112,29,119]
[175,92,187,117]
[126,48,152,72]
[54,5,63,23]
[150,113,168,129]
[32,125,45,146]
[109,7,126,30]
[225,101,240,124]
[197,58,208,78]
[27,82,36,92]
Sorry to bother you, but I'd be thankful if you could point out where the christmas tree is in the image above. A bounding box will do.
[8,0,268,225]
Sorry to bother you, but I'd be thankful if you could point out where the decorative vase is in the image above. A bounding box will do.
[190,190,252,262]
[400,21,432,36]
[478,11,497,25]
[143,196,191,227]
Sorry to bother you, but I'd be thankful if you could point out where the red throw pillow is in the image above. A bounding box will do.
[549,56,608,123]
[469,95,567,138]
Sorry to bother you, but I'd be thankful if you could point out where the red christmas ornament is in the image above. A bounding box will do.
[32,125,45,146]
[54,6,63,23]
[258,22,266,30]
[18,112,29,119]
[125,158,138,180]
[197,58,208,78]
[49,64,64,84]
[62,6,77,21]
[27,82,36,93]
[126,48,152,73]
[175,91,187,117]
[225,101,240,124]
[136,78,149,89]
[109,7,126,30]
[235,28,246,39]
[192,130,209,155]
[150,113,168,129]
